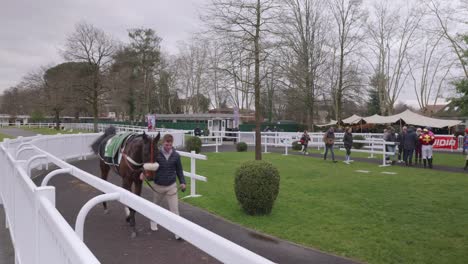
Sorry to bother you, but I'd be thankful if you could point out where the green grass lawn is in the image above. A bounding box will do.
[20,127,91,135]
[180,151,468,264]
[0,133,13,141]
[305,147,465,169]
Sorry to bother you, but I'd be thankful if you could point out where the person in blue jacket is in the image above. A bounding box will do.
[141,134,186,239]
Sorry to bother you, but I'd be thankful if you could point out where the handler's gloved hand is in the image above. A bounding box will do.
[180,183,186,192]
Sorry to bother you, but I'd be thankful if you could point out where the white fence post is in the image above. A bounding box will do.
[283,140,288,156]
[368,141,375,158]
[35,186,55,264]
[190,151,197,197]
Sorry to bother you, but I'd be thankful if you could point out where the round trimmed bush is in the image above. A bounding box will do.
[292,140,302,150]
[185,136,202,153]
[234,161,280,215]
[352,135,365,149]
[236,142,248,152]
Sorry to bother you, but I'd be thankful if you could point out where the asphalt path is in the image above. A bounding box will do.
[28,157,360,264]
[4,130,464,264]
[0,127,39,138]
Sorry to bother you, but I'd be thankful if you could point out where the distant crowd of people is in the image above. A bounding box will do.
[384,126,435,168]
[297,125,438,168]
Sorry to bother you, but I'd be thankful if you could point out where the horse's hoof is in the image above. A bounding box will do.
[131,231,137,239]
[103,209,109,215]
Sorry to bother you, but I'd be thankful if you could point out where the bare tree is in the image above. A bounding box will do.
[279,0,330,129]
[62,22,116,131]
[329,0,367,123]
[219,39,255,110]
[366,1,422,115]
[425,0,468,78]
[203,0,278,160]
[175,38,210,113]
[408,32,455,114]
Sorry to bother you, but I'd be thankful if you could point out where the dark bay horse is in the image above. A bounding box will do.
[91,126,160,237]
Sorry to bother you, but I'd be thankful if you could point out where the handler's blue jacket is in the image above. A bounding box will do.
[154,149,185,186]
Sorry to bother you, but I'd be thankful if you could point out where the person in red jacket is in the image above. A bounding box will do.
[419,128,435,168]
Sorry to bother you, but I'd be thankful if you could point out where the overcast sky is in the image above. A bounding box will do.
[0,0,460,108]
[0,0,207,93]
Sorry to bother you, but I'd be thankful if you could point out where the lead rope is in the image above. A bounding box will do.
[144,137,158,193]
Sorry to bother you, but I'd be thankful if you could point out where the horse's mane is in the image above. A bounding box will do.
[91,126,117,154]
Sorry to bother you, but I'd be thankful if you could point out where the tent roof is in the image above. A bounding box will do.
[342,114,363,124]
[317,119,337,127]
[348,110,461,128]
[363,114,402,124]
[393,109,461,128]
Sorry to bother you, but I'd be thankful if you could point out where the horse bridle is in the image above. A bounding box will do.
[121,136,159,193]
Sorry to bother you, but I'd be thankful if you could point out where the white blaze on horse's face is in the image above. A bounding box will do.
[143,162,159,171]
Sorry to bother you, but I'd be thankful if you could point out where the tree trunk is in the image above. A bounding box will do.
[93,84,98,132]
[254,0,262,161]
[54,109,60,130]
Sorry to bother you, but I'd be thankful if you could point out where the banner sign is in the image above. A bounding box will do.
[147,114,156,131]
[433,135,458,149]
[233,106,239,128]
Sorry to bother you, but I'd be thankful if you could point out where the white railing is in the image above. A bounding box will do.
[1,137,99,264]
[340,139,396,167]
[179,151,207,198]
[199,135,222,153]
[0,133,274,264]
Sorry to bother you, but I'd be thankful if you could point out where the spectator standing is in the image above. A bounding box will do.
[464,128,468,169]
[415,128,423,166]
[343,127,353,164]
[383,128,389,161]
[323,127,337,163]
[403,126,418,166]
[384,126,397,165]
[397,126,408,163]
[300,130,311,155]
[194,127,202,136]
[419,128,435,168]
[463,128,468,155]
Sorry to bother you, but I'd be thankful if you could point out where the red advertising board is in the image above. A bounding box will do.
[433,135,458,149]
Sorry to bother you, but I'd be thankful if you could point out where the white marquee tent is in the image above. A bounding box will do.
[318,110,462,128]
[354,110,461,128]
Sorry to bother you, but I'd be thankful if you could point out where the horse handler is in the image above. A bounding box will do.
[140,134,186,239]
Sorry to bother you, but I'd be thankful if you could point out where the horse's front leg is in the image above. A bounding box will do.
[122,175,139,238]
[100,161,110,214]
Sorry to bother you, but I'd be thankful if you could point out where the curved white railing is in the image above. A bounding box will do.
[0,133,275,264]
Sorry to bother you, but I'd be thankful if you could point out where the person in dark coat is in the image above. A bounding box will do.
[323,127,337,163]
[397,126,407,163]
[141,134,186,239]
[300,130,311,155]
[403,126,418,166]
[384,126,397,164]
[343,127,353,164]
[415,127,423,166]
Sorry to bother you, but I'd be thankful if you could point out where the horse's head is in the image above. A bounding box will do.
[141,132,161,177]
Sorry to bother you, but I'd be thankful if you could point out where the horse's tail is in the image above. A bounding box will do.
[91,126,117,154]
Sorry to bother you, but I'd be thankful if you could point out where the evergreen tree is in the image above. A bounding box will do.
[367,87,381,115]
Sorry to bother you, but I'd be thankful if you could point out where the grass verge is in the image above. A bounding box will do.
[180,151,468,264]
